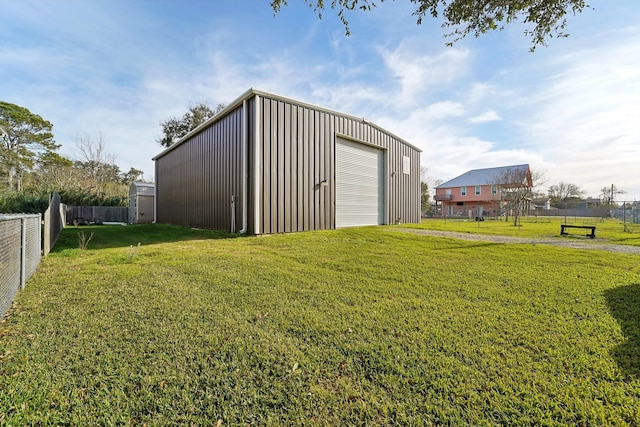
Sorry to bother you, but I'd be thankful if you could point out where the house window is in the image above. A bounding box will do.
[491,185,498,195]
[461,186,466,196]
[445,189,451,196]
[475,186,481,196]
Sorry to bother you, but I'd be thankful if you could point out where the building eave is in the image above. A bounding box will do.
[152,88,422,161]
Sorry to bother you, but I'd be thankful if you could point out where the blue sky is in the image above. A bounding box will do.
[2,0,639,200]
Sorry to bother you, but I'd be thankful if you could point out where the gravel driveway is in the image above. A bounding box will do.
[393,228,640,255]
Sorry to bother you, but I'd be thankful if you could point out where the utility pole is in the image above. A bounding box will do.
[611,184,614,206]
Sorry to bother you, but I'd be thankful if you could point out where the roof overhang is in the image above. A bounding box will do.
[152,88,422,161]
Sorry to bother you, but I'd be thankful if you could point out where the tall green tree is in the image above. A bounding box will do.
[120,167,145,184]
[157,102,227,148]
[0,102,59,191]
[270,0,589,50]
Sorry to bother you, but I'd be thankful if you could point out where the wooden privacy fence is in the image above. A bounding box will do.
[66,206,128,224]
[44,192,66,256]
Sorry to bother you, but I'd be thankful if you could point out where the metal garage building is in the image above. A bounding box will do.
[153,88,421,234]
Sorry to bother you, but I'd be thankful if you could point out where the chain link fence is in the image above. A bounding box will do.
[612,204,640,225]
[0,214,41,318]
[1,192,72,317]
[532,201,639,228]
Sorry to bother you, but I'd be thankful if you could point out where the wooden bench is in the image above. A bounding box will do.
[560,224,596,239]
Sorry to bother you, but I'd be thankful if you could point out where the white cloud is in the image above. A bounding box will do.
[468,110,501,124]
[465,82,503,104]
[515,29,640,197]
[378,40,471,107]
[2,0,639,201]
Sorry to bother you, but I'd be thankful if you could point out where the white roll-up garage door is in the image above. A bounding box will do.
[335,137,385,228]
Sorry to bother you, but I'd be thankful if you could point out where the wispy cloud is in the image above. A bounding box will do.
[1,0,638,198]
[468,110,501,124]
[513,27,640,196]
[378,40,471,108]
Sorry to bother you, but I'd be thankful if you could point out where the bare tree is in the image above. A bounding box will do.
[600,184,626,206]
[493,165,544,226]
[73,133,122,195]
[547,181,585,207]
[420,166,442,216]
[75,132,115,165]
[29,151,83,192]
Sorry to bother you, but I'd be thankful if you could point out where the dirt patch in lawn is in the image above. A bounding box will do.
[394,228,640,255]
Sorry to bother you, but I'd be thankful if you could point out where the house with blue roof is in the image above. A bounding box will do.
[434,164,532,218]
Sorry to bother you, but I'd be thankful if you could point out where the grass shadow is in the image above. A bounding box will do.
[604,283,640,378]
[51,223,244,253]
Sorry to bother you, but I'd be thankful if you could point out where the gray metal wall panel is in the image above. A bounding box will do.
[256,95,420,234]
[155,106,245,231]
[246,98,257,235]
[155,91,419,235]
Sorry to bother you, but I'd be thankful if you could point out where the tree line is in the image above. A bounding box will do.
[7,96,626,218]
[1,98,227,214]
[0,102,145,214]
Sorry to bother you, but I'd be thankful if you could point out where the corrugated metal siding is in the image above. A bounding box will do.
[155,90,420,235]
[155,106,245,231]
[386,135,422,225]
[256,95,420,234]
[258,99,332,234]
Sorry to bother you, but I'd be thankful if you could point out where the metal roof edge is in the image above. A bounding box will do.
[250,89,422,153]
[152,87,421,161]
[435,164,530,188]
[152,88,257,161]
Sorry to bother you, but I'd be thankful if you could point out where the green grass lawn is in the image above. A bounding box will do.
[1,224,639,425]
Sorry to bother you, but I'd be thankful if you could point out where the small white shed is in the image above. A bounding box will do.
[128,182,155,224]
